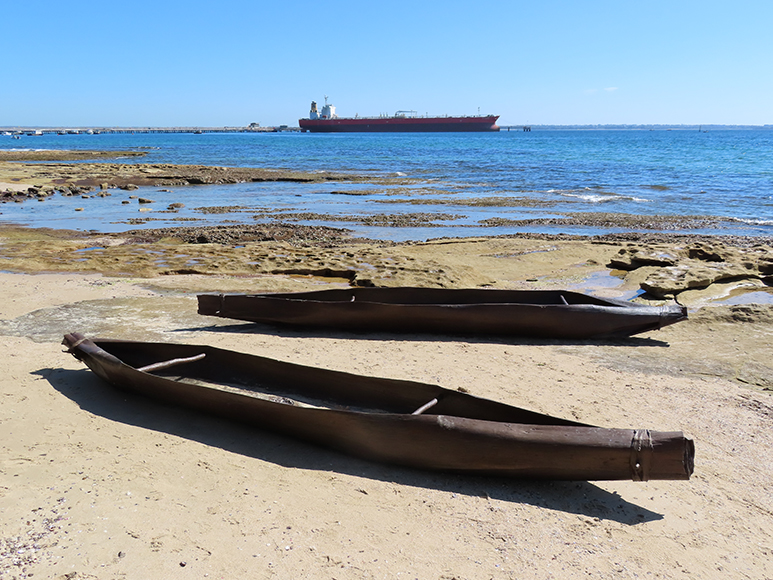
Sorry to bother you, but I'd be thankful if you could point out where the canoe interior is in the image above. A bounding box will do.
[88,338,587,427]
[232,287,634,307]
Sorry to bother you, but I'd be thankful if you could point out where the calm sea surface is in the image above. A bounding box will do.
[2,129,772,241]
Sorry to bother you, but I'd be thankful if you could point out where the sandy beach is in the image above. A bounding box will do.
[1,155,773,579]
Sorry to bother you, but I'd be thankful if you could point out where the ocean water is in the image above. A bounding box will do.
[2,129,772,240]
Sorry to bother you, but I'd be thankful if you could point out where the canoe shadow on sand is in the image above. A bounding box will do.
[36,366,664,525]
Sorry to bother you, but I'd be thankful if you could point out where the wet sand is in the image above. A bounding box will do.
[1,153,772,579]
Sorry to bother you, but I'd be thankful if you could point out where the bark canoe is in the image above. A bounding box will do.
[197,288,687,339]
[63,333,694,481]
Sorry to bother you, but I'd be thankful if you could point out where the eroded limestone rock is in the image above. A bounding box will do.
[609,242,772,297]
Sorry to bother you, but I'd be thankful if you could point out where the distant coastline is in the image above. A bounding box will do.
[501,124,773,131]
[2,124,772,133]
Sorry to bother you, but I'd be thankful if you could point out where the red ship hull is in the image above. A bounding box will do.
[299,115,500,133]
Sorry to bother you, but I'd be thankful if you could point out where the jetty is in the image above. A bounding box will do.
[1,125,300,135]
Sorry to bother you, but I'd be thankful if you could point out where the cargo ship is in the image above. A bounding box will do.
[299,98,500,133]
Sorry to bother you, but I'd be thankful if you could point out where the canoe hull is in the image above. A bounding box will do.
[198,288,687,339]
[63,334,694,481]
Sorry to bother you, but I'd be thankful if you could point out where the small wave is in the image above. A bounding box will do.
[395,171,407,176]
[562,193,617,203]
[729,217,773,226]
[558,191,651,203]
[6,148,52,152]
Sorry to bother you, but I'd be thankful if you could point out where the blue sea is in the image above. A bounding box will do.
[2,129,772,241]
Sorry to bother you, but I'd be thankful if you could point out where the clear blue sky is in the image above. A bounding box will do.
[3,0,771,127]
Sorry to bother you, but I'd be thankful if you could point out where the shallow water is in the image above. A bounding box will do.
[2,129,773,240]
[709,289,773,305]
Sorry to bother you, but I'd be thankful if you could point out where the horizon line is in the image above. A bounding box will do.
[2,123,772,131]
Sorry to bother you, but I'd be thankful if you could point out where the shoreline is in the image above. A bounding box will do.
[1,152,772,579]
[1,148,771,331]
[1,222,772,309]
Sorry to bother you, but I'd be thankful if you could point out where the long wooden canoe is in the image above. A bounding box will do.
[63,333,694,481]
[197,288,687,339]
